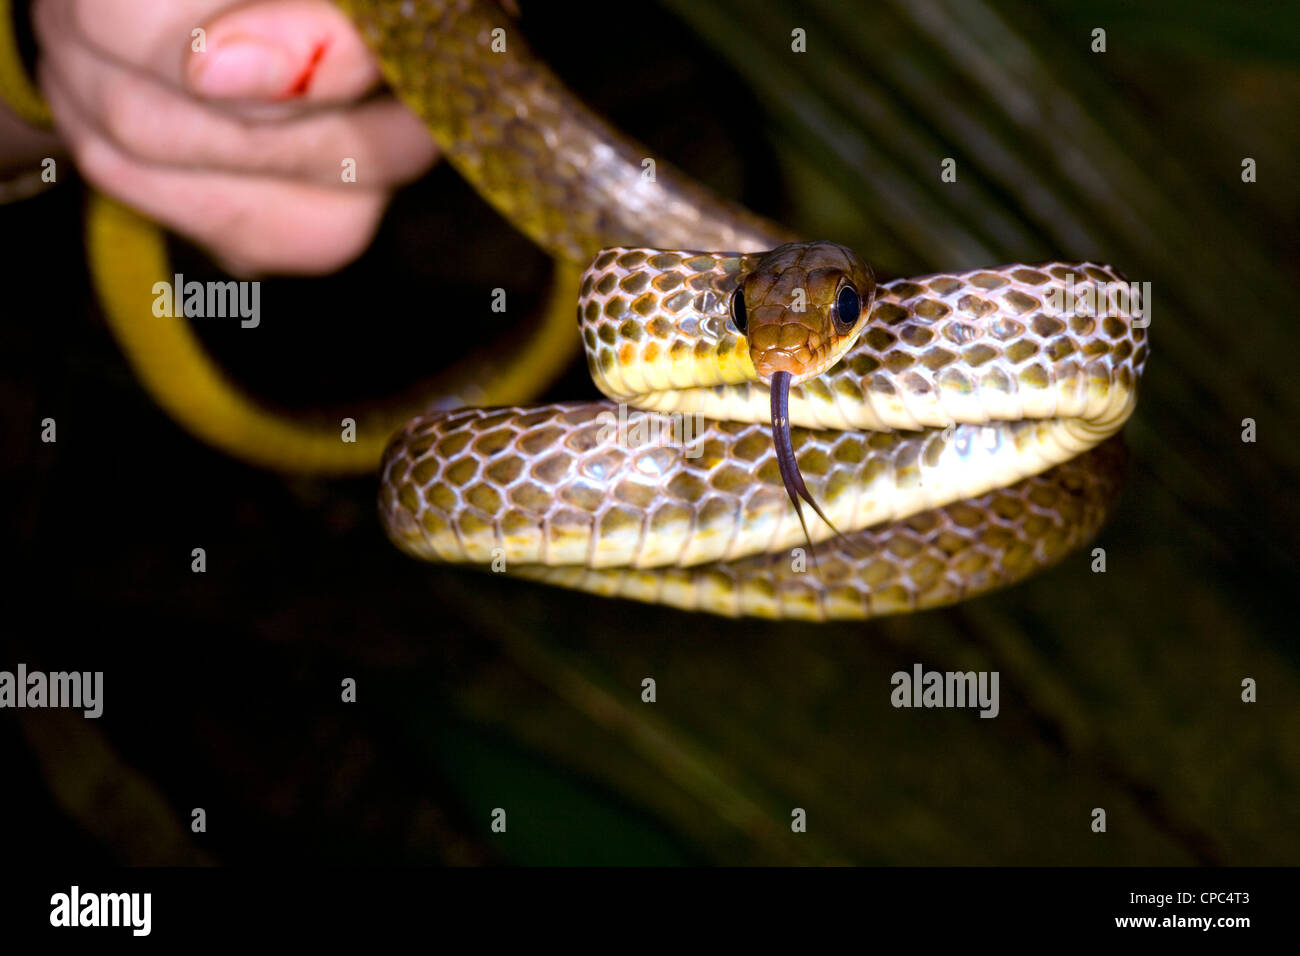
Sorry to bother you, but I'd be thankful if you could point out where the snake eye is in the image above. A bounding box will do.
[833,284,861,332]
[731,287,748,335]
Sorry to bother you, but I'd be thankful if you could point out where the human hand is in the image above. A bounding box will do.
[33,0,438,275]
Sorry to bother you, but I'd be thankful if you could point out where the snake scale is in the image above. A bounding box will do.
[3,0,1148,621]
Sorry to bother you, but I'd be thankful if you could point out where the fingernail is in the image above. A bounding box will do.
[191,38,293,98]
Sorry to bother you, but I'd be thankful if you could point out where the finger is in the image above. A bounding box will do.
[47,76,390,275]
[85,132,388,276]
[187,0,381,102]
[39,49,437,187]
[38,0,226,87]
[40,0,378,105]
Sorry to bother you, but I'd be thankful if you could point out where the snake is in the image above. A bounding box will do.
[1,0,1147,621]
[380,247,1144,620]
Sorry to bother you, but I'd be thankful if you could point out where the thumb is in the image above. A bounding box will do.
[186,0,380,102]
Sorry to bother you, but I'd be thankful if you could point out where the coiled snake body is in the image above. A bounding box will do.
[353,1,1147,620]
[380,244,1144,620]
[2,0,1148,620]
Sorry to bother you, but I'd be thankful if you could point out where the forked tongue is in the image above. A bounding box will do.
[770,370,850,565]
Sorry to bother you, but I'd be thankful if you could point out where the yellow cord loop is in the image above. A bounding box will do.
[86,193,580,474]
[0,0,51,127]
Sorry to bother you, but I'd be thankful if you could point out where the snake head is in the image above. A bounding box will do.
[732,240,875,386]
[731,241,875,557]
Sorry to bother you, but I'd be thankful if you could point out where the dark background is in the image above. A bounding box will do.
[3,0,1298,864]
